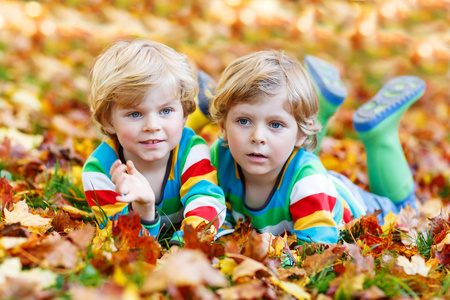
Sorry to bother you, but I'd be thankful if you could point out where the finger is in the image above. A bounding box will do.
[116,193,134,203]
[126,160,137,175]
[110,164,127,184]
[109,160,123,177]
[114,174,130,195]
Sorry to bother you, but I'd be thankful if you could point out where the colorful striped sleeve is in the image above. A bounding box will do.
[289,161,340,244]
[179,136,226,234]
[82,141,161,237]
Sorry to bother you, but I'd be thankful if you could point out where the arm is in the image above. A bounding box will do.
[82,145,160,237]
[289,164,341,244]
[109,159,155,221]
[179,138,226,236]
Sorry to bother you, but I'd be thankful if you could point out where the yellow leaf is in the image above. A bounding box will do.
[113,267,129,287]
[381,211,398,234]
[3,201,52,235]
[278,280,311,300]
[218,257,238,276]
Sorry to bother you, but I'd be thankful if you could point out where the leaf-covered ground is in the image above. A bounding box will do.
[0,1,449,299]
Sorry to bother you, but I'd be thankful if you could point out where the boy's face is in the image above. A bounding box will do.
[221,94,306,180]
[106,85,186,167]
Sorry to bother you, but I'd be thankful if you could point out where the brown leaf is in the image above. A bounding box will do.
[42,232,79,269]
[141,249,228,294]
[232,256,269,282]
[302,244,346,275]
[241,231,268,262]
[67,224,95,251]
[216,280,267,300]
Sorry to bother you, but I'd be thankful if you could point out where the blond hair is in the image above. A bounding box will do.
[210,50,321,151]
[90,39,197,139]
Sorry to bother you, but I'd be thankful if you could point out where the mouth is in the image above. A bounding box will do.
[141,139,163,144]
[247,153,267,158]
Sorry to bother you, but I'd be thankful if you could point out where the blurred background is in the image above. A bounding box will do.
[0,0,448,207]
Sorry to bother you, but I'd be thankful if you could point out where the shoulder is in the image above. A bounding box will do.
[285,148,327,177]
[286,149,337,200]
[82,139,119,174]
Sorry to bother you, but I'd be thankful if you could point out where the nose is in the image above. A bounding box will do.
[143,115,161,132]
[251,125,266,145]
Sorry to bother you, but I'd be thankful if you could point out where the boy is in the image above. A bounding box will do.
[207,50,424,244]
[81,39,226,245]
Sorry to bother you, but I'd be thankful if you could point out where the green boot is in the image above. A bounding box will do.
[304,55,347,154]
[352,76,426,207]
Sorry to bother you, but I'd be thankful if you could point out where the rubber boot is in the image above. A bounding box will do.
[185,70,216,133]
[352,76,426,207]
[304,55,347,154]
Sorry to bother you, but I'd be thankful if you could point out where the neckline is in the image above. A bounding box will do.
[118,145,173,206]
[237,161,287,211]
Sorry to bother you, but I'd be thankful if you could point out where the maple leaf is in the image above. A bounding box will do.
[111,211,161,264]
[3,201,52,235]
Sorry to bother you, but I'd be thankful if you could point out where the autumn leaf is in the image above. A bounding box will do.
[396,255,431,277]
[3,201,52,235]
[141,249,228,294]
[216,280,267,300]
[0,257,57,295]
[0,177,14,207]
[302,244,347,275]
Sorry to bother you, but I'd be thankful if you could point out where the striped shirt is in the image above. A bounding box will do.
[82,127,226,240]
[211,139,363,244]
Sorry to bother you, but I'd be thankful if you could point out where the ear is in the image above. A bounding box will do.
[219,121,228,141]
[295,132,307,148]
[104,122,116,135]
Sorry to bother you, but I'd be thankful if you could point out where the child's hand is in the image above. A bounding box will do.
[110,160,156,219]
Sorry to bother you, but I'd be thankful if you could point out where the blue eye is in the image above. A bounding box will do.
[238,118,250,125]
[129,112,141,118]
[161,108,172,115]
[270,122,283,129]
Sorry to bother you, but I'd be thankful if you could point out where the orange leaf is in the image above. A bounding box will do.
[0,177,14,206]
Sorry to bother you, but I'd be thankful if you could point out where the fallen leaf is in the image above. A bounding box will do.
[141,249,228,294]
[216,280,267,300]
[396,255,431,277]
[0,177,14,206]
[302,245,346,275]
[3,201,52,235]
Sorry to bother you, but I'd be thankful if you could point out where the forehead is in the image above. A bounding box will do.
[116,77,181,109]
[231,93,293,115]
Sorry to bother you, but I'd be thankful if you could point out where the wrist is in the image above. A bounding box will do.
[130,201,156,220]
